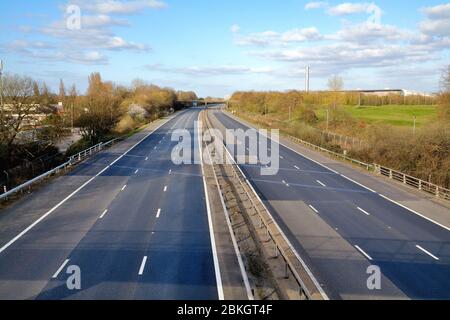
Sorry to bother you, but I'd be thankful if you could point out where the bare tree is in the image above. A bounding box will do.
[67,84,77,132]
[76,73,124,143]
[0,74,37,150]
[328,75,344,92]
[59,79,66,104]
[327,75,345,129]
[439,66,450,120]
[441,65,450,93]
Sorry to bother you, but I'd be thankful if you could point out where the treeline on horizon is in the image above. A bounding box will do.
[228,72,450,188]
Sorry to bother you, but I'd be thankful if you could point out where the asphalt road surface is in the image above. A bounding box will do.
[0,108,220,300]
[211,108,450,300]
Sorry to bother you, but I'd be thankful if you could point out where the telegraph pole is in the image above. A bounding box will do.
[71,102,74,133]
[305,66,310,93]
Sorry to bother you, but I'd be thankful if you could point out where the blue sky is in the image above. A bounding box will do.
[1,0,449,97]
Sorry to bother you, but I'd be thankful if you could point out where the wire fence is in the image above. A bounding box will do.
[0,138,122,201]
[1,152,63,194]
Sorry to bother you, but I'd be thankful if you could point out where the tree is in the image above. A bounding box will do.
[438,66,450,121]
[76,73,124,143]
[440,65,450,93]
[0,74,37,150]
[176,91,198,102]
[33,81,40,98]
[59,79,66,104]
[328,75,344,92]
[327,75,345,129]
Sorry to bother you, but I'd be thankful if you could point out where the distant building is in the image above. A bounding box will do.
[339,89,435,97]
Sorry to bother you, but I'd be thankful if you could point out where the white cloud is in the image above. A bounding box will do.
[3,1,164,65]
[281,27,322,42]
[41,21,150,52]
[231,24,241,33]
[147,64,273,76]
[72,51,108,64]
[1,40,108,65]
[420,3,450,37]
[249,42,434,71]
[420,19,450,37]
[304,1,329,10]
[76,0,167,15]
[236,27,323,46]
[81,14,130,28]
[421,3,450,20]
[332,22,414,43]
[327,2,381,16]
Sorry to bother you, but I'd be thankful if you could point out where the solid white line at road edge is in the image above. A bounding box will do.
[198,112,224,300]
[52,259,70,279]
[355,245,373,261]
[0,112,178,255]
[416,245,440,261]
[138,256,148,275]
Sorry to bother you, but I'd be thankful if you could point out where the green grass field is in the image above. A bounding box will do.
[315,105,438,127]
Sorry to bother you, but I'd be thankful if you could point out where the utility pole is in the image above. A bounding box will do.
[71,103,74,133]
[326,109,329,132]
[305,66,310,93]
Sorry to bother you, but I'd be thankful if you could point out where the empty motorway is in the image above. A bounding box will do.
[1,105,449,300]
[209,108,450,300]
[0,108,222,300]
